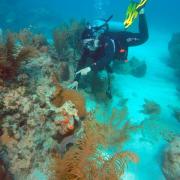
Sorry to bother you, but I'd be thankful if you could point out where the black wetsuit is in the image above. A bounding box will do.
[76,14,148,76]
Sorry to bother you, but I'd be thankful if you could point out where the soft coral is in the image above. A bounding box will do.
[51,73,87,118]
[0,33,37,81]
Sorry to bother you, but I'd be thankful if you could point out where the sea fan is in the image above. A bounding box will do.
[53,20,85,62]
[52,109,139,180]
[0,33,38,80]
[59,62,70,81]
[17,29,48,49]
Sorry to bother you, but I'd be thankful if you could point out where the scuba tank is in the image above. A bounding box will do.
[106,21,125,32]
[92,15,125,33]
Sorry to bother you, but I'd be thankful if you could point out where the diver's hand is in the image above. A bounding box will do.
[68,81,78,90]
[76,67,91,76]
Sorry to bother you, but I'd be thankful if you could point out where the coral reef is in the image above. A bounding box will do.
[90,72,110,101]
[163,137,180,180]
[59,62,70,81]
[141,99,161,115]
[173,108,180,122]
[67,19,85,55]
[53,25,70,61]
[129,57,147,77]
[78,70,113,102]
[168,33,180,98]
[52,20,85,62]
[17,29,48,51]
[51,74,86,118]
[0,80,83,179]
[54,101,80,136]
[0,33,38,80]
[50,20,86,83]
[0,21,141,180]
[0,160,12,180]
[51,107,139,180]
[168,33,180,70]
[0,17,170,180]
[169,106,180,122]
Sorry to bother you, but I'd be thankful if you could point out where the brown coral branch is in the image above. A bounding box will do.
[15,46,38,63]
[6,33,15,63]
[0,32,39,80]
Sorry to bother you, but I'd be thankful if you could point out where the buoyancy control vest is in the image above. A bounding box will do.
[93,17,129,62]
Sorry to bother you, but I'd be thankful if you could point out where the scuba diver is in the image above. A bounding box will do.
[70,0,149,99]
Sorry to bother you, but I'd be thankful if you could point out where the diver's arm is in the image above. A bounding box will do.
[74,37,114,78]
[124,11,149,46]
[76,39,114,76]
[90,39,114,72]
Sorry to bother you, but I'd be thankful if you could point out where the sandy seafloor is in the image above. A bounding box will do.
[85,29,179,180]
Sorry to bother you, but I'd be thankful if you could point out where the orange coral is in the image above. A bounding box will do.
[0,128,17,146]
[55,112,75,135]
[51,75,86,118]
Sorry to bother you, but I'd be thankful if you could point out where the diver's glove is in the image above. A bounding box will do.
[76,67,91,76]
[68,81,79,90]
[68,67,91,89]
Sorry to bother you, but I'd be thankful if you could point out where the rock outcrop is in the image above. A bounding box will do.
[163,137,180,180]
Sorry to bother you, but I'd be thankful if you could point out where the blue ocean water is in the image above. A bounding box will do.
[1,0,180,33]
[0,0,180,180]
